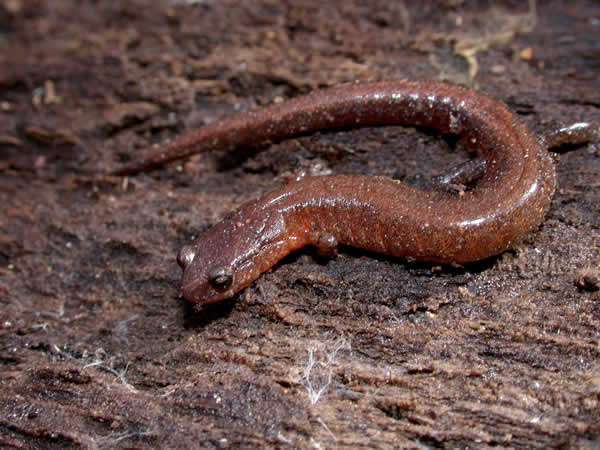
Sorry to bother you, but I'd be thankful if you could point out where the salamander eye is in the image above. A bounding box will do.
[177,245,196,268]
[208,267,233,290]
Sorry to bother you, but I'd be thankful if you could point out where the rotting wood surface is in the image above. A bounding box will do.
[0,1,599,448]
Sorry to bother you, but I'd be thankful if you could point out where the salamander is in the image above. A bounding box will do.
[111,81,596,304]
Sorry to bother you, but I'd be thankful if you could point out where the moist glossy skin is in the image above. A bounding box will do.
[113,81,596,304]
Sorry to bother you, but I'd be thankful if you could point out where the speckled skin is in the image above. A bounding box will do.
[112,81,593,304]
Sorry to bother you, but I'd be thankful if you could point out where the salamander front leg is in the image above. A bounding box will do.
[311,231,338,259]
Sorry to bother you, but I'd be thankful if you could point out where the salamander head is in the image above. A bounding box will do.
[177,243,235,303]
[177,209,290,304]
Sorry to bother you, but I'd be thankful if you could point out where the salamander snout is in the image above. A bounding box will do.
[177,245,196,268]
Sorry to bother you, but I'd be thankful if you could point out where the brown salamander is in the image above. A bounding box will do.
[112,81,597,304]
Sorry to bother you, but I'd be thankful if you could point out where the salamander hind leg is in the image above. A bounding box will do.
[431,158,487,194]
[542,122,598,150]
